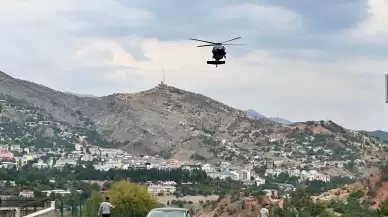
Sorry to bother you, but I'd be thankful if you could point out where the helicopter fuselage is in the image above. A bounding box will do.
[212,45,226,61]
[189,37,242,67]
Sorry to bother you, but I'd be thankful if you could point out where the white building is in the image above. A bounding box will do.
[205,169,219,179]
[265,168,283,177]
[0,144,9,151]
[41,189,82,196]
[10,144,22,152]
[54,158,77,168]
[148,185,176,195]
[219,171,238,180]
[201,164,212,171]
[0,180,16,187]
[19,190,34,198]
[239,170,251,181]
[81,154,94,162]
[74,143,82,151]
[255,177,266,186]
[32,159,49,169]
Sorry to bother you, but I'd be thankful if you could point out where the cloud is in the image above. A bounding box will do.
[212,4,303,32]
[60,1,154,37]
[254,0,368,32]
[343,0,388,43]
[0,0,388,131]
[64,37,388,131]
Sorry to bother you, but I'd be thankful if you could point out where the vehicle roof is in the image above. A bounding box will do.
[150,207,188,212]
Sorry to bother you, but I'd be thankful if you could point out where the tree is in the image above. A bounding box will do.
[82,192,103,217]
[108,180,158,217]
[374,199,388,217]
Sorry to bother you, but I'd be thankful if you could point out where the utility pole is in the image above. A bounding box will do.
[163,69,165,84]
[161,69,166,85]
[386,74,388,103]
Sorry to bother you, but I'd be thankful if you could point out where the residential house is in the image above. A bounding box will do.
[204,169,219,179]
[0,144,9,151]
[81,154,94,162]
[255,177,266,186]
[32,159,49,169]
[0,180,16,187]
[10,144,22,152]
[0,150,13,159]
[219,171,238,180]
[238,170,251,181]
[54,158,77,168]
[19,190,34,198]
[148,185,176,195]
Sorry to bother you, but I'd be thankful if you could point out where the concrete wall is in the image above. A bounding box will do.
[23,201,56,217]
[0,207,20,217]
[24,208,56,217]
[1,201,56,217]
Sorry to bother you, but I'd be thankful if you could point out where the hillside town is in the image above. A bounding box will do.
[0,82,384,214]
[0,137,355,189]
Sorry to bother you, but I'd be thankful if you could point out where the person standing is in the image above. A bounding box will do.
[260,203,270,217]
[98,196,114,217]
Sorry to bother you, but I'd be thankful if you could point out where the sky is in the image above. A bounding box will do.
[1,0,388,131]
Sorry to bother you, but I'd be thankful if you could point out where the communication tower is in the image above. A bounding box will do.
[159,69,167,88]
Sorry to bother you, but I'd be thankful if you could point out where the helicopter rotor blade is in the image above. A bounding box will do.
[221,37,241,44]
[222,44,245,46]
[189,38,217,45]
[197,45,215,47]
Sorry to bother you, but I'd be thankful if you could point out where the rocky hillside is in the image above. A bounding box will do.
[195,196,271,217]
[0,71,277,157]
[312,172,388,210]
[1,71,388,167]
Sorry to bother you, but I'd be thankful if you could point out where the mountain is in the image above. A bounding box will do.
[245,109,292,124]
[65,92,97,98]
[245,109,266,118]
[364,130,388,141]
[268,117,293,125]
[0,71,278,160]
[1,71,388,170]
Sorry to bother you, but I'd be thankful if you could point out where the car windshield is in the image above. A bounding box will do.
[147,210,186,217]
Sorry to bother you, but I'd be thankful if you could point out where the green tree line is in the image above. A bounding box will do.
[0,163,208,185]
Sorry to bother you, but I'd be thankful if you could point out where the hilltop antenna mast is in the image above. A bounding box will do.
[159,69,167,88]
[162,69,166,85]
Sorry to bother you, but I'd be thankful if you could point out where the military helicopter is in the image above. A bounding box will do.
[189,37,243,67]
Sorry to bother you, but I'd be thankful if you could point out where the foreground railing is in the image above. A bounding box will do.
[0,200,54,217]
[22,201,55,217]
[19,199,52,217]
[0,207,18,217]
